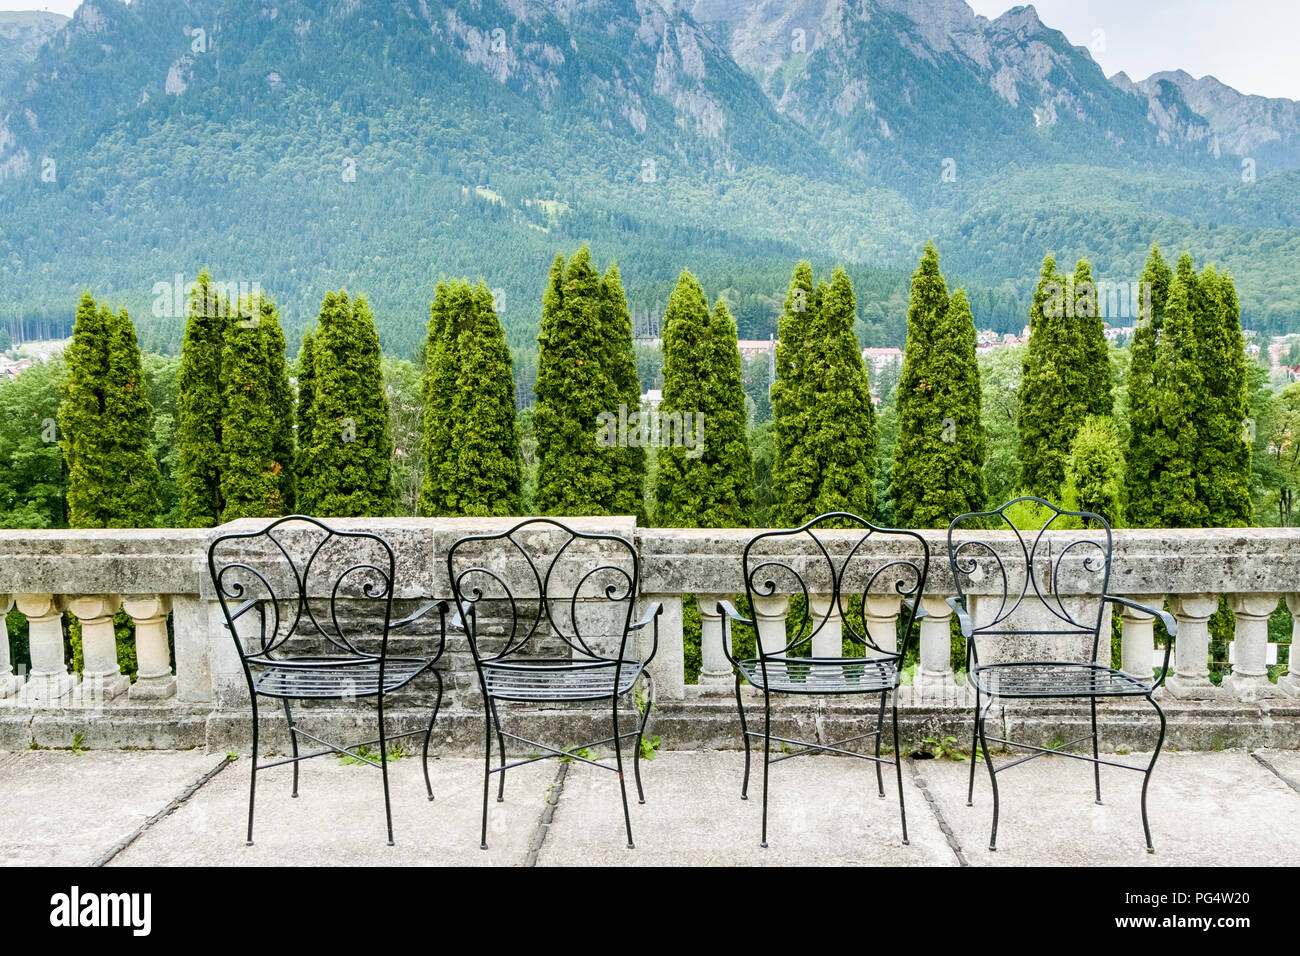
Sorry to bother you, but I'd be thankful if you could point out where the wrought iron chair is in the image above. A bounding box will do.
[717,512,929,847]
[208,515,448,847]
[447,518,660,850]
[946,496,1178,852]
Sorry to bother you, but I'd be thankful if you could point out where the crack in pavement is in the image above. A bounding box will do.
[92,754,234,867]
[1251,750,1300,796]
[907,756,969,866]
[524,761,569,867]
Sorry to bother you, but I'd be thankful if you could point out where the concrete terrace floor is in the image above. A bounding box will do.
[3,748,1300,866]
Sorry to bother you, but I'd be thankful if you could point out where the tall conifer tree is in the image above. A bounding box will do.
[260,298,296,512]
[599,263,646,521]
[1071,258,1113,417]
[1194,266,1253,526]
[1124,244,1173,527]
[654,271,714,526]
[770,262,820,526]
[176,271,228,526]
[218,304,280,521]
[295,329,319,511]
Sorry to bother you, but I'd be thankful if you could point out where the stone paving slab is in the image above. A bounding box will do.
[108,755,553,866]
[0,749,222,866]
[917,749,1300,866]
[535,750,956,866]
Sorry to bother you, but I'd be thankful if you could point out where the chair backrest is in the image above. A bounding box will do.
[207,515,397,663]
[947,496,1113,666]
[741,512,929,660]
[447,518,639,664]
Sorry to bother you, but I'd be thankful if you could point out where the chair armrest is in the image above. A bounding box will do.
[911,599,927,622]
[390,600,446,631]
[1104,595,1178,637]
[946,596,972,637]
[628,601,663,631]
[221,598,258,627]
[716,599,753,627]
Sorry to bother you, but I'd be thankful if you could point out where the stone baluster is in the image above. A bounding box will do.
[1224,593,1281,702]
[863,595,902,660]
[1280,594,1300,697]
[0,594,18,698]
[68,594,128,703]
[640,594,684,700]
[807,594,842,659]
[16,594,72,703]
[1164,593,1223,698]
[123,595,175,700]
[915,596,955,694]
[751,593,790,658]
[697,594,735,689]
[1118,594,1163,678]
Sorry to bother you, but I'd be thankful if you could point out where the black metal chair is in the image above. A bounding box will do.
[946,496,1178,852]
[447,518,660,850]
[717,512,929,847]
[208,515,448,846]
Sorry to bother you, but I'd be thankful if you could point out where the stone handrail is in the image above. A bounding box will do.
[0,520,1297,748]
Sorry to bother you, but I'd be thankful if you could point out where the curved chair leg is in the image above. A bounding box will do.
[874,691,887,798]
[612,689,635,849]
[633,672,655,805]
[760,688,772,848]
[892,694,909,845]
[480,696,493,850]
[735,674,751,800]
[378,694,394,846]
[488,697,507,802]
[1090,696,1102,805]
[281,698,300,798]
[978,695,1000,850]
[246,698,259,846]
[967,685,980,806]
[1141,693,1167,854]
[422,669,443,801]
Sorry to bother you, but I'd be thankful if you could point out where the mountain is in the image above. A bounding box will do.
[0,10,67,104]
[0,0,1297,359]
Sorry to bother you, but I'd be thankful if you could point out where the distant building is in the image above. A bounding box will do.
[862,347,903,371]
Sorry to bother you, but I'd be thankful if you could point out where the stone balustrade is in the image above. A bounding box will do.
[0,521,1297,752]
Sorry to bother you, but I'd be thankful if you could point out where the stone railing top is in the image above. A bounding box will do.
[0,521,1298,599]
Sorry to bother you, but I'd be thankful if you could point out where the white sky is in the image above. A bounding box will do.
[3,0,1298,98]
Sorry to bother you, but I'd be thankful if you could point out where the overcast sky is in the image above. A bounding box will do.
[4,0,1297,99]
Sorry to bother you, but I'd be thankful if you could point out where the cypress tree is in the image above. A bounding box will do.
[260,298,296,512]
[806,267,877,520]
[418,282,457,515]
[892,248,984,527]
[770,262,820,526]
[176,271,229,526]
[1124,244,1173,527]
[654,271,714,526]
[702,298,755,526]
[1195,266,1253,526]
[534,248,619,516]
[60,294,161,527]
[295,329,319,511]
[1063,415,1124,526]
[1018,254,1086,497]
[300,291,395,517]
[218,302,280,522]
[1071,258,1113,417]
[421,280,522,515]
[1146,254,1207,527]
[599,263,646,521]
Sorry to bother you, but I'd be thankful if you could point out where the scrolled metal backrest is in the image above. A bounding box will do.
[208,515,397,661]
[742,512,929,659]
[947,496,1113,662]
[447,518,639,664]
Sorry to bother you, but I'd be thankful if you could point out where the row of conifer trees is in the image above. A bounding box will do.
[54,240,1251,534]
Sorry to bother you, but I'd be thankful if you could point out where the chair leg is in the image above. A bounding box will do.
[761,689,772,848]
[892,694,908,845]
[1142,693,1167,854]
[246,700,259,846]
[874,691,886,798]
[1090,696,1102,805]
[488,697,507,802]
[978,695,1000,851]
[735,674,751,800]
[612,691,635,849]
[281,698,300,798]
[633,673,655,805]
[422,669,443,801]
[378,695,394,847]
[967,685,980,806]
[480,696,493,850]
